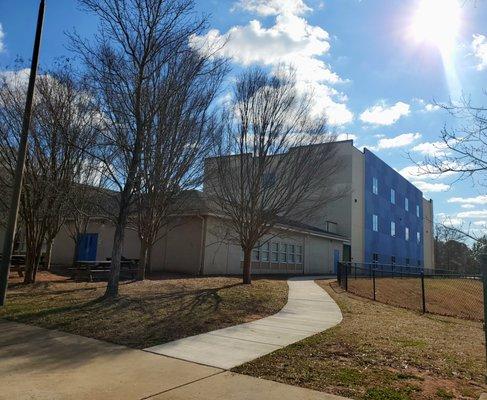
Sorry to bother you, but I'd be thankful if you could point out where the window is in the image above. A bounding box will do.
[391,221,396,237]
[405,257,410,266]
[391,256,396,265]
[261,242,269,262]
[405,227,410,241]
[417,232,421,244]
[252,247,260,261]
[280,243,287,263]
[296,245,303,264]
[390,188,396,204]
[405,197,409,211]
[372,177,378,195]
[372,253,379,264]
[288,245,296,263]
[271,242,279,262]
[416,204,420,218]
[373,214,378,232]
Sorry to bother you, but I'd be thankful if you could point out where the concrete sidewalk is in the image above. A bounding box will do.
[145,276,342,369]
[0,320,348,400]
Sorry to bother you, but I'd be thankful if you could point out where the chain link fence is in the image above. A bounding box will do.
[337,262,484,321]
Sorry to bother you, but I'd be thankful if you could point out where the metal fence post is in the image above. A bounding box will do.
[480,251,487,382]
[421,272,426,314]
[372,267,376,301]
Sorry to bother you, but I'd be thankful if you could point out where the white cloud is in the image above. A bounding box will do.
[457,210,487,219]
[472,34,487,71]
[411,141,449,157]
[336,133,357,141]
[424,103,440,112]
[461,204,475,209]
[234,0,311,16]
[411,181,450,193]
[473,221,487,226]
[190,2,353,126]
[0,23,4,53]
[372,132,421,150]
[359,101,410,126]
[447,195,487,205]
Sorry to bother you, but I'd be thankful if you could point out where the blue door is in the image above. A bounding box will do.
[76,233,98,261]
[333,249,340,274]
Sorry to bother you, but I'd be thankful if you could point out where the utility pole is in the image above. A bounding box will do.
[0,0,45,306]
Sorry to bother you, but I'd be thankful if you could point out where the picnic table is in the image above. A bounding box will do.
[70,259,139,282]
[0,254,26,277]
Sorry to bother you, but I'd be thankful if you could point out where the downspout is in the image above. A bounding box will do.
[197,214,207,276]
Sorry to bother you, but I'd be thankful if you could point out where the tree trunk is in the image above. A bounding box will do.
[105,214,127,297]
[137,240,147,281]
[23,249,36,284]
[146,243,153,278]
[242,247,252,284]
[45,237,53,270]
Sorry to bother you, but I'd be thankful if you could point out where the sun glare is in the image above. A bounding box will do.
[411,0,461,53]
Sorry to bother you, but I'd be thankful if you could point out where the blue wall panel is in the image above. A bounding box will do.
[364,149,423,267]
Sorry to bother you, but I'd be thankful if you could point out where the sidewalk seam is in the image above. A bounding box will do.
[139,370,225,400]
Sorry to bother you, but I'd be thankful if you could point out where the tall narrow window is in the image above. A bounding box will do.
[261,242,269,262]
[288,245,295,263]
[390,188,395,204]
[405,227,410,241]
[416,204,420,218]
[391,256,396,265]
[280,244,287,263]
[405,197,409,211]
[271,243,279,262]
[391,221,396,237]
[405,257,410,266]
[296,245,303,264]
[417,232,421,244]
[252,245,260,261]
[373,214,378,232]
[372,177,378,195]
[372,253,379,264]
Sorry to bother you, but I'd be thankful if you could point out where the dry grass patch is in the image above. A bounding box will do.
[347,276,483,320]
[1,271,288,348]
[233,280,486,400]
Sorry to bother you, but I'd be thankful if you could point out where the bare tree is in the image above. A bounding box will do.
[205,67,343,284]
[132,48,226,280]
[0,64,100,282]
[72,0,208,296]
[419,96,487,182]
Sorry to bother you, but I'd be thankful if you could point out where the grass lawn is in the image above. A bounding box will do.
[0,271,288,349]
[347,276,483,320]
[233,280,486,400]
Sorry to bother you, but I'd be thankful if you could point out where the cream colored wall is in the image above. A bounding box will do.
[152,216,203,274]
[423,198,435,269]
[350,146,365,263]
[51,220,141,266]
[203,216,344,275]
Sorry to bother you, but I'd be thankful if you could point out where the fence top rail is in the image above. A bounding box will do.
[338,262,478,278]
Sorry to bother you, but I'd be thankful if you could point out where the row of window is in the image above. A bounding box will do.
[249,242,304,264]
[372,214,421,243]
[372,177,420,217]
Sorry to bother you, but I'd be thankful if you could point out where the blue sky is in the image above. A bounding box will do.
[1,0,487,235]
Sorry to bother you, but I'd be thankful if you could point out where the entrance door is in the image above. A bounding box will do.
[76,233,98,261]
[333,249,340,274]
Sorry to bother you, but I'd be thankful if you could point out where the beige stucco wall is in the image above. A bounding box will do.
[203,216,344,275]
[423,198,435,269]
[152,216,203,274]
[350,145,365,263]
[51,220,141,266]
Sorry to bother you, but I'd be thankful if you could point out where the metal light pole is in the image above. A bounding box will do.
[0,0,45,306]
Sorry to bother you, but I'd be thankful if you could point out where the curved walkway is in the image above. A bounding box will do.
[145,276,342,369]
